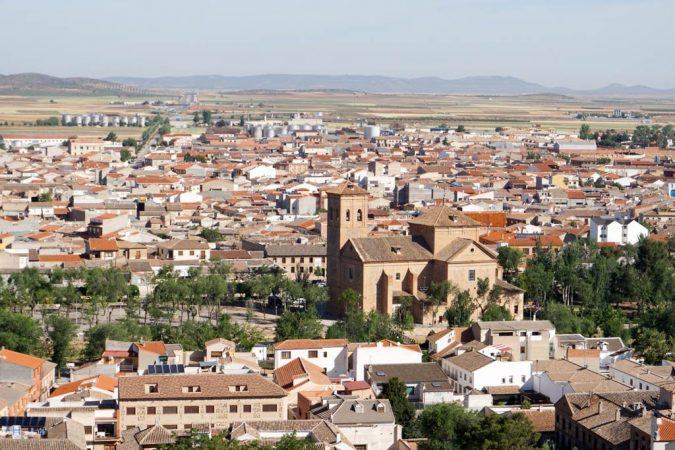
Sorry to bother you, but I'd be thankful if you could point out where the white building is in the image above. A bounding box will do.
[273,339,349,378]
[608,359,675,392]
[245,165,277,180]
[441,351,533,394]
[351,340,422,381]
[589,217,648,245]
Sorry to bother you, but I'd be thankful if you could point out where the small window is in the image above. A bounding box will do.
[228,385,248,392]
[395,273,401,281]
[243,404,252,413]
[163,406,178,414]
[346,210,351,221]
[281,351,291,359]
[357,209,363,221]
[262,404,278,412]
[323,351,328,357]
[147,407,156,415]
[348,267,353,280]
[206,405,215,413]
[184,406,199,414]
[308,350,318,358]
[229,405,238,413]
[85,426,93,434]
[468,270,476,281]
[145,384,158,394]
[165,425,178,430]
[182,385,201,393]
[126,407,136,415]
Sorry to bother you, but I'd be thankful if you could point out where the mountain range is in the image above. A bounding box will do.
[0,73,147,95]
[1,72,674,97]
[106,74,675,96]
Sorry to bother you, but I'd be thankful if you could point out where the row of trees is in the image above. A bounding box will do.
[499,237,675,363]
[379,377,541,448]
[580,123,674,148]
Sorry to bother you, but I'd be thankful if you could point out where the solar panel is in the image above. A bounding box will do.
[0,417,46,428]
[147,364,185,375]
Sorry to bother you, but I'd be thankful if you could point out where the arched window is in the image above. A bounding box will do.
[357,209,363,222]
[345,209,351,221]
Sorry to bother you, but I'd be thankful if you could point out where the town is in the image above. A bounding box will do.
[2,2,675,450]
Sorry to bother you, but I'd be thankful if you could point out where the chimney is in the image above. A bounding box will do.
[598,401,603,413]
[615,409,621,421]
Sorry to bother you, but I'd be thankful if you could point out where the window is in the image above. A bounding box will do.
[147,407,156,415]
[323,351,328,357]
[228,385,248,392]
[262,404,278,412]
[282,257,286,264]
[514,305,519,315]
[281,351,291,359]
[165,425,178,430]
[520,346,526,354]
[309,257,313,263]
[357,210,363,221]
[211,351,223,358]
[243,405,252,413]
[348,267,353,280]
[85,426,93,434]
[395,273,401,280]
[468,270,476,281]
[182,385,202,393]
[184,406,199,414]
[355,446,368,450]
[206,405,215,413]
[300,257,304,263]
[229,405,238,413]
[508,376,513,384]
[502,378,506,384]
[145,384,158,394]
[291,257,295,263]
[346,210,350,221]
[290,266,295,273]
[163,406,178,415]
[308,350,318,358]
[126,407,136,415]
[521,375,526,383]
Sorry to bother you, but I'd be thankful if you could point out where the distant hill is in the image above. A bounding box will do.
[107,73,675,96]
[0,73,148,96]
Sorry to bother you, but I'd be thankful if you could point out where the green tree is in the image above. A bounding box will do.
[378,377,416,435]
[476,413,540,450]
[481,303,513,321]
[415,403,481,449]
[120,148,132,162]
[579,123,592,140]
[38,191,53,202]
[47,315,76,368]
[428,281,456,325]
[104,131,118,142]
[0,309,45,357]
[634,328,674,364]
[275,309,323,341]
[122,137,138,148]
[202,110,213,124]
[497,247,523,284]
[446,290,473,327]
[82,320,152,361]
[455,124,466,133]
[199,227,223,243]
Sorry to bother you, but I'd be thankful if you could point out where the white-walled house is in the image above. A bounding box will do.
[351,340,423,381]
[608,359,674,392]
[273,339,349,378]
[441,351,533,394]
[245,165,277,180]
[589,217,648,245]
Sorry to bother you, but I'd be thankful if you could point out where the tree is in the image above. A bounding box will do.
[476,413,540,450]
[104,131,118,142]
[0,309,45,357]
[481,303,513,321]
[634,328,673,364]
[446,290,473,327]
[497,246,523,283]
[495,126,504,132]
[193,112,201,125]
[427,281,456,325]
[202,110,213,125]
[455,124,466,133]
[199,227,223,243]
[82,320,152,361]
[378,377,415,435]
[275,310,323,341]
[325,289,402,342]
[38,191,53,202]
[579,123,592,140]
[415,403,481,449]
[47,315,76,368]
[122,137,138,148]
[120,148,132,162]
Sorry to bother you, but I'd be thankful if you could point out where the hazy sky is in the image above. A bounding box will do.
[2,0,672,89]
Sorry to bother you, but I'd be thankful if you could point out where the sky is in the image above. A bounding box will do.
[1,0,672,89]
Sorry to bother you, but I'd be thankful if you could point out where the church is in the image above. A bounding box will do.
[326,182,524,324]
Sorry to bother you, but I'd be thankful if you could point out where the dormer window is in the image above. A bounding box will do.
[228,384,248,392]
[182,385,201,393]
[145,384,158,394]
[391,246,402,255]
